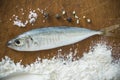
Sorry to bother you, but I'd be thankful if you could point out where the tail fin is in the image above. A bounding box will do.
[100,24,120,36]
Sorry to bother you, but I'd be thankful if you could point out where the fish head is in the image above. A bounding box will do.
[7,35,32,51]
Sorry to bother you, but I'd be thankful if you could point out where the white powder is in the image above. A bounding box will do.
[13,10,38,27]
[0,43,120,80]
[13,16,28,27]
[37,8,44,14]
[28,10,38,25]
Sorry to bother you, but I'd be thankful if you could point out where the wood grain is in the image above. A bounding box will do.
[0,0,120,64]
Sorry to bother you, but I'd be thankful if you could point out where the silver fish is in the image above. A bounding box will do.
[7,25,119,51]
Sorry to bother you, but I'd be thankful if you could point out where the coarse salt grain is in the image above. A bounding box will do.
[0,43,120,80]
[72,11,76,15]
[13,10,38,27]
[83,16,86,19]
[76,19,80,24]
[62,10,66,15]
[87,18,91,23]
[13,16,28,27]
[75,15,79,19]
[28,10,38,24]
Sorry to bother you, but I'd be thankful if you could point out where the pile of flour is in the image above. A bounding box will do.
[0,43,120,80]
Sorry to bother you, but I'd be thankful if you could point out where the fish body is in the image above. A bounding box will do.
[7,25,119,51]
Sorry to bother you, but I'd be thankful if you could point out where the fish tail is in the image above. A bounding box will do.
[100,24,120,36]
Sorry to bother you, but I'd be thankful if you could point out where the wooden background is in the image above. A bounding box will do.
[0,0,120,64]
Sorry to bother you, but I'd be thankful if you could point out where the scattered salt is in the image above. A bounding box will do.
[86,18,91,23]
[75,15,79,19]
[72,11,76,15]
[83,16,86,19]
[0,43,120,80]
[62,10,66,15]
[12,14,16,17]
[28,10,38,25]
[37,8,40,11]
[38,9,44,14]
[13,16,28,27]
[76,19,80,24]
[13,10,38,27]
[37,8,44,14]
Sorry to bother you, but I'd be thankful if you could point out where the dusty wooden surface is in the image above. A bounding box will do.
[0,0,120,64]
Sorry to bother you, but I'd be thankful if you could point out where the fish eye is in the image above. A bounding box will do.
[14,39,24,46]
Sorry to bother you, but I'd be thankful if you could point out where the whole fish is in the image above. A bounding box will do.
[7,25,119,51]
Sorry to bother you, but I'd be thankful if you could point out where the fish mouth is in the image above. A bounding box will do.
[7,41,12,47]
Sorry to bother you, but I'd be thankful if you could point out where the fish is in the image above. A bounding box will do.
[7,25,119,51]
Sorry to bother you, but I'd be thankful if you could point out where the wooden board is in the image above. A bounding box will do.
[0,0,120,64]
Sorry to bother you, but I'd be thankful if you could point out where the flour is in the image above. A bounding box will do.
[0,43,120,80]
[13,10,38,27]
